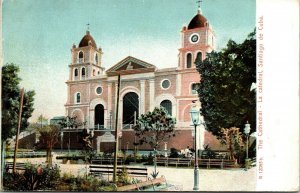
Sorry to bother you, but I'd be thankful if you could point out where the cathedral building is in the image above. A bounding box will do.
[64,9,216,152]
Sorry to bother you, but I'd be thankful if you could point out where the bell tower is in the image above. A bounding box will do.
[69,30,104,81]
[178,5,215,69]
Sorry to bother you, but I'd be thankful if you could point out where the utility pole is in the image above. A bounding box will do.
[113,74,121,183]
[13,88,24,173]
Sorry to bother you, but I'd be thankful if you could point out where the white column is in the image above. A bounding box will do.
[89,109,94,129]
[176,73,181,96]
[176,74,181,121]
[69,67,72,81]
[67,85,71,104]
[119,99,123,130]
[115,81,122,130]
[86,107,90,128]
[107,83,112,129]
[198,124,205,151]
[107,83,112,112]
[199,116,205,151]
[97,137,101,154]
[149,79,155,111]
[140,80,145,115]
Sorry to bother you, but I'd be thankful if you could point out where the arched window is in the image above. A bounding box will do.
[75,93,81,104]
[186,53,192,68]
[93,69,96,76]
[196,52,202,62]
[191,83,200,94]
[81,67,86,78]
[74,68,78,79]
[78,51,84,63]
[160,100,172,116]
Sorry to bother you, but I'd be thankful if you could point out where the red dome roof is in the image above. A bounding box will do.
[188,13,208,29]
[79,31,97,48]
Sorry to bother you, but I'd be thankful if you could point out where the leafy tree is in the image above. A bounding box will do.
[218,127,245,163]
[58,116,85,129]
[133,107,176,178]
[37,125,60,166]
[37,115,48,128]
[1,63,35,141]
[195,30,256,136]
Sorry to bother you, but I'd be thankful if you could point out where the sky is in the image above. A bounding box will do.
[2,0,256,122]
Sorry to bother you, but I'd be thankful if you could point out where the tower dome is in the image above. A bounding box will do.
[187,12,208,29]
[79,31,97,48]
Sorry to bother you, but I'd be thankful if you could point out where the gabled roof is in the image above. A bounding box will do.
[106,56,156,76]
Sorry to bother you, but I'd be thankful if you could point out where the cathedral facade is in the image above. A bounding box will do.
[64,9,216,152]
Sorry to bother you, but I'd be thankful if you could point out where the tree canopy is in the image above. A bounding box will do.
[37,124,60,166]
[133,107,176,150]
[2,63,35,141]
[196,30,256,136]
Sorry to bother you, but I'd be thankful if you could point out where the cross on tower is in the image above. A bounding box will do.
[196,0,202,13]
[86,23,90,31]
[196,0,202,9]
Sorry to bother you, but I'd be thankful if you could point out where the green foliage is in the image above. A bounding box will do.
[3,164,116,191]
[117,167,131,186]
[133,107,176,150]
[59,174,116,191]
[201,144,216,159]
[147,152,154,165]
[3,163,60,191]
[150,170,159,179]
[218,127,245,162]
[134,107,176,178]
[58,115,86,129]
[169,148,179,158]
[2,63,35,141]
[195,30,256,136]
[36,124,60,165]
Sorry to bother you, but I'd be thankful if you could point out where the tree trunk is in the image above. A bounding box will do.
[46,149,52,166]
[153,148,158,178]
[48,148,52,166]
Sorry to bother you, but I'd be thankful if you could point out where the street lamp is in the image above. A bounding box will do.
[190,105,200,191]
[244,121,251,170]
[60,130,64,153]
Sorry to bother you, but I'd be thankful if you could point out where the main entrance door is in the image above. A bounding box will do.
[95,104,104,129]
[122,92,139,128]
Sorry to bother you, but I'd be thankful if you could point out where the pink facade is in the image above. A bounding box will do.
[64,10,216,151]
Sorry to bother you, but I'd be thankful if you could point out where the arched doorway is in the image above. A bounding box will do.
[123,92,139,128]
[95,104,104,129]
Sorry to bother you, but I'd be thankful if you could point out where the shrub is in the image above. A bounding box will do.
[201,144,216,159]
[3,163,60,191]
[169,148,179,158]
[147,152,154,165]
[3,172,27,191]
[117,167,131,186]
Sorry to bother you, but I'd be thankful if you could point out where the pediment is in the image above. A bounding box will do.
[106,56,156,75]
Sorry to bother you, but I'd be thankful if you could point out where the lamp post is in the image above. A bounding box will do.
[60,130,64,153]
[190,105,200,191]
[244,121,251,170]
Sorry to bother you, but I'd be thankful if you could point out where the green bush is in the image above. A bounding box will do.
[169,148,179,158]
[147,152,154,165]
[117,167,131,186]
[3,163,116,191]
[3,163,60,191]
[3,172,27,191]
